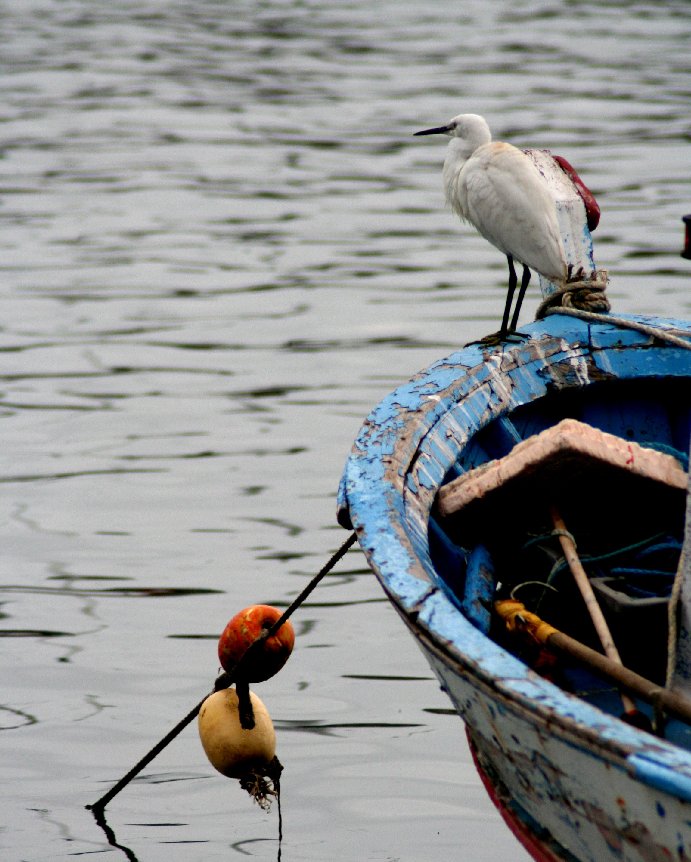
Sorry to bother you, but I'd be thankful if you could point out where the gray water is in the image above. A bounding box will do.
[2,1,690,860]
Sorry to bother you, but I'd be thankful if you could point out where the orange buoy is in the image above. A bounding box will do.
[218,605,295,682]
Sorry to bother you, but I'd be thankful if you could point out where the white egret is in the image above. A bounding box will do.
[415,113,568,338]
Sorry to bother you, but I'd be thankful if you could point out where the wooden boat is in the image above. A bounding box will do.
[338,310,691,861]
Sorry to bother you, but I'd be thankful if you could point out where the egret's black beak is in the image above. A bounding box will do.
[414,124,451,136]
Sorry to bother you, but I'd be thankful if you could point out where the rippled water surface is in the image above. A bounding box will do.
[2,1,690,859]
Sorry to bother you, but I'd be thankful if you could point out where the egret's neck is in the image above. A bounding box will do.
[442,139,476,211]
[451,135,482,162]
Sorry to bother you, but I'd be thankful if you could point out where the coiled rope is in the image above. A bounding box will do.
[536,269,610,317]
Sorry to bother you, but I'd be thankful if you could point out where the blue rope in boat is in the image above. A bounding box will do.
[607,568,675,599]
[524,529,668,560]
[541,532,681,586]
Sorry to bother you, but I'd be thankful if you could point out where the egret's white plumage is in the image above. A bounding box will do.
[415,113,568,336]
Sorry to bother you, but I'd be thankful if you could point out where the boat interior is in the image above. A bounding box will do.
[429,377,691,749]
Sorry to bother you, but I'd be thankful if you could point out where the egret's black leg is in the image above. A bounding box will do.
[509,265,531,333]
[500,255,517,339]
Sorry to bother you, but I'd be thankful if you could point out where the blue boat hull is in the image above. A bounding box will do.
[339,314,691,862]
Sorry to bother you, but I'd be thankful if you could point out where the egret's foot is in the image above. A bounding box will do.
[504,329,530,343]
[465,329,529,348]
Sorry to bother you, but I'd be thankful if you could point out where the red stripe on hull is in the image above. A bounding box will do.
[466,728,567,862]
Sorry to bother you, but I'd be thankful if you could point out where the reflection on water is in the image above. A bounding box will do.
[0,705,38,730]
[2,1,690,859]
[91,806,142,862]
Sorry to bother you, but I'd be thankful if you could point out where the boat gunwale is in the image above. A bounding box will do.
[339,313,691,791]
[394,594,655,774]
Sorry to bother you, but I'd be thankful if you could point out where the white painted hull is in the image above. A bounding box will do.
[421,639,691,862]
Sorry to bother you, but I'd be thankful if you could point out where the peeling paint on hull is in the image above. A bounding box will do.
[339,314,691,862]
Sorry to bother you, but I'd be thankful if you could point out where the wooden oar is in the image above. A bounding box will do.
[495,599,691,726]
[550,505,639,717]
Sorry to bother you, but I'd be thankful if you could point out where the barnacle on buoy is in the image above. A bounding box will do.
[238,756,283,810]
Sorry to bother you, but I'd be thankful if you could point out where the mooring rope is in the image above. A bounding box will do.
[542,306,691,352]
[534,268,691,353]
[87,530,358,813]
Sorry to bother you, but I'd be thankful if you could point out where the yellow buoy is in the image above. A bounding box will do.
[198,688,276,778]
